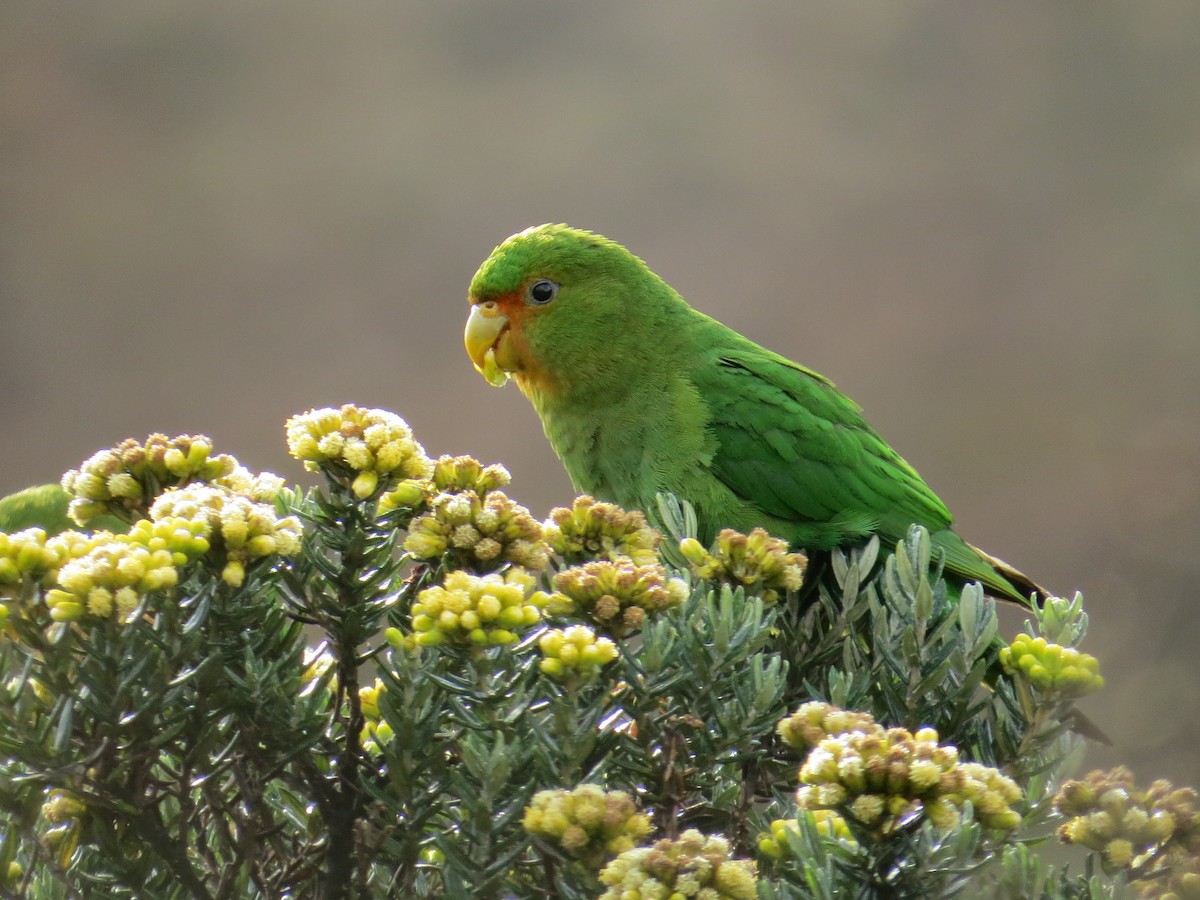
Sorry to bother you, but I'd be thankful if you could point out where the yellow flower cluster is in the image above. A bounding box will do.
[757,810,857,860]
[41,788,87,825]
[598,830,758,900]
[410,568,542,647]
[359,678,395,754]
[216,466,286,503]
[543,496,663,566]
[376,480,428,515]
[431,454,511,496]
[61,434,238,525]
[286,405,434,498]
[382,626,422,657]
[0,529,59,594]
[44,518,211,623]
[1148,858,1200,900]
[788,705,1023,833]
[40,788,87,868]
[2,862,22,887]
[522,785,651,870]
[679,528,807,605]
[404,490,548,572]
[300,644,337,697]
[546,559,688,638]
[777,701,879,753]
[999,634,1105,698]
[538,625,619,681]
[34,475,303,624]
[150,485,303,587]
[1056,766,1200,892]
[378,454,511,517]
[0,528,98,599]
[359,678,382,718]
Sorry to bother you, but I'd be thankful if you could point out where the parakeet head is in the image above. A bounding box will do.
[464,224,679,398]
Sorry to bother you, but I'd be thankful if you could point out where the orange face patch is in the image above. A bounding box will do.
[473,290,557,394]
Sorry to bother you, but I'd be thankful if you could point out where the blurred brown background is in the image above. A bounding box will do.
[2,5,1197,784]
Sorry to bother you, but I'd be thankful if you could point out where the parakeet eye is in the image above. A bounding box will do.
[527,279,559,305]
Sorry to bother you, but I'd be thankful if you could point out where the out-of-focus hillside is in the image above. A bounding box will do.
[2,4,1197,782]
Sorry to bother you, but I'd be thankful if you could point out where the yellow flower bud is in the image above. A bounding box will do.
[381,479,428,511]
[45,588,77,608]
[247,535,277,557]
[42,790,87,823]
[544,495,663,566]
[679,537,708,566]
[342,440,373,471]
[115,586,140,621]
[222,560,245,587]
[1104,838,1134,867]
[162,447,190,477]
[793,706,1021,836]
[404,531,447,559]
[106,472,141,499]
[352,471,379,499]
[86,588,114,618]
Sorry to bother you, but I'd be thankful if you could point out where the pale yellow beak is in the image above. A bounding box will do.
[465,302,515,387]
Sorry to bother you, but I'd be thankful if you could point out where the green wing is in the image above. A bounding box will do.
[0,484,76,534]
[0,484,125,535]
[693,341,1025,600]
[698,345,950,544]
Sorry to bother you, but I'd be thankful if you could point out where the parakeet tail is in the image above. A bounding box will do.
[968,542,1051,607]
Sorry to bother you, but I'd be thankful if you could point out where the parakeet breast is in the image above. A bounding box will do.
[518,366,766,543]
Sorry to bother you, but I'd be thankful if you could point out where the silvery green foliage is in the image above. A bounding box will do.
[0,474,1113,898]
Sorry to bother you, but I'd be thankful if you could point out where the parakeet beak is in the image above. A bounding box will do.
[465,301,515,387]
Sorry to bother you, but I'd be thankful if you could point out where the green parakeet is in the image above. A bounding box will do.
[0,484,125,535]
[464,224,1046,605]
[0,484,78,535]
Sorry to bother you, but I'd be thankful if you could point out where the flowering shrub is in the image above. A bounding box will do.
[0,405,1163,899]
[522,784,651,869]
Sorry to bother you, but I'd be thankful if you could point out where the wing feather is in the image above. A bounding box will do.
[696,347,953,549]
